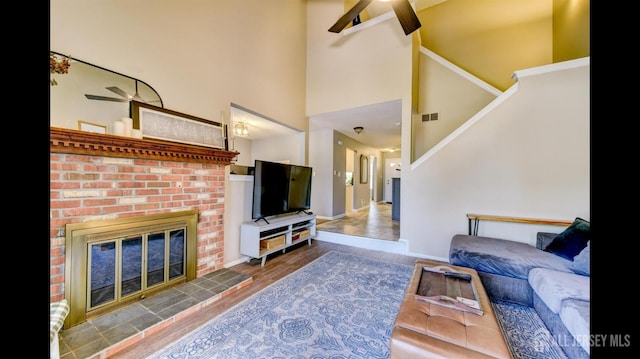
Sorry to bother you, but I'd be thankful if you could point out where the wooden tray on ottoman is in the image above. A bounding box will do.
[390,260,511,359]
[415,265,483,315]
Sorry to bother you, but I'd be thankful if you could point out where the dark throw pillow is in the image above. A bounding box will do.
[543,217,591,261]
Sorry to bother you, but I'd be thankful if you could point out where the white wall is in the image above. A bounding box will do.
[403,59,590,261]
[251,133,306,166]
[306,0,413,117]
[306,0,412,219]
[224,173,254,267]
[51,0,308,137]
[309,129,334,218]
[231,137,253,167]
[413,49,499,160]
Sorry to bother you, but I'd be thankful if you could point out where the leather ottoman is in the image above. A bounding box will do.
[390,260,511,358]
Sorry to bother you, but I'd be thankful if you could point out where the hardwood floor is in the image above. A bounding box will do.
[109,240,424,358]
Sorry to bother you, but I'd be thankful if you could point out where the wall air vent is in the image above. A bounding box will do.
[422,113,439,122]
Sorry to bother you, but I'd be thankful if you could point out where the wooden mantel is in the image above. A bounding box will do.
[50,127,239,165]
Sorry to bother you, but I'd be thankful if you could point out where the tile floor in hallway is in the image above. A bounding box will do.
[315,201,399,241]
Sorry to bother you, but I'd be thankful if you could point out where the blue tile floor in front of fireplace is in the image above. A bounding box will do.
[57,268,251,359]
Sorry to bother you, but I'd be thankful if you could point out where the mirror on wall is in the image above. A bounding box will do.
[50,51,163,134]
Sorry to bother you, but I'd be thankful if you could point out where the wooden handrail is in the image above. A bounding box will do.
[466,214,573,236]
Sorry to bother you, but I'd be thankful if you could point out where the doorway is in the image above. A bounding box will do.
[384,157,401,203]
[368,155,378,203]
[345,148,355,213]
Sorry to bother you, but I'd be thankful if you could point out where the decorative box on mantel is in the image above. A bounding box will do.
[50,127,239,164]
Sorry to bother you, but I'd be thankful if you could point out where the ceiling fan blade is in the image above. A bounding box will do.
[106,86,132,99]
[391,0,421,35]
[84,94,129,102]
[328,0,374,33]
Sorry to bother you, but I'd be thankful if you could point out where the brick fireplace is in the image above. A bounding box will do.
[50,127,238,328]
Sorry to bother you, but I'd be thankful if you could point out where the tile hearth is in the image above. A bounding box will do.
[58,268,252,359]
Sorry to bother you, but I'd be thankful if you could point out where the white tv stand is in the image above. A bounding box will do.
[240,212,316,266]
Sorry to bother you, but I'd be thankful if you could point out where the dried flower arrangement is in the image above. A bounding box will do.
[50,52,71,86]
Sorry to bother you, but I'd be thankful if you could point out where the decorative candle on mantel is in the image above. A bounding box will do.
[121,117,133,137]
[131,129,143,139]
[113,120,125,136]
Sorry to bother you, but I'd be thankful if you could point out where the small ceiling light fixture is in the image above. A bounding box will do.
[353,126,364,134]
[234,122,249,136]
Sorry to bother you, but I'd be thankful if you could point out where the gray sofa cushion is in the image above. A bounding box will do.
[533,293,590,359]
[449,235,574,280]
[570,241,590,275]
[560,299,590,354]
[528,267,590,313]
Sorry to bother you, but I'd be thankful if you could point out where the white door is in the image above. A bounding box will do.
[384,157,401,203]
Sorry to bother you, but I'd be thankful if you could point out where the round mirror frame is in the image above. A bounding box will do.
[50,51,163,135]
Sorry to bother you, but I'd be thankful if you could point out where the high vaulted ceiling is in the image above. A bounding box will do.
[234,1,450,153]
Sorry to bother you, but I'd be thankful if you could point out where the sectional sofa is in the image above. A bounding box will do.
[449,218,590,359]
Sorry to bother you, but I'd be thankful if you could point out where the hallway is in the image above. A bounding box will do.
[315,202,399,241]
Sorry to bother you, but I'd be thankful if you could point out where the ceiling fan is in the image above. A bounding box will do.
[328,0,421,36]
[85,80,147,103]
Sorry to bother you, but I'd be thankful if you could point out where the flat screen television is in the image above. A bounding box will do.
[252,160,313,222]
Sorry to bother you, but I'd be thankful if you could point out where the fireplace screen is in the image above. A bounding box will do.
[88,228,186,310]
[65,210,197,329]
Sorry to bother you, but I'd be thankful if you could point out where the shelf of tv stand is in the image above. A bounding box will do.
[240,212,316,267]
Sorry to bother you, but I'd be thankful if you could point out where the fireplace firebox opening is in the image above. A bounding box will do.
[64,210,198,329]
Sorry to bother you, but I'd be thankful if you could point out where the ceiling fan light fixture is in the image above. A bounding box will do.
[328,0,420,35]
[234,122,249,136]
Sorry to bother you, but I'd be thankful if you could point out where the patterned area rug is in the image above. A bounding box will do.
[492,300,568,359]
[150,251,567,359]
[149,251,414,359]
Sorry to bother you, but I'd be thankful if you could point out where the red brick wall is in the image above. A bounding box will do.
[50,153,226,302]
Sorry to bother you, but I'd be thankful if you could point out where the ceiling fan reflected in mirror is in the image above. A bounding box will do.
[85,80,155,103]
[328,0,421,36]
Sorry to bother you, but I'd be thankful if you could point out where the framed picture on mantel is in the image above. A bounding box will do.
[131,101,228,150]
[78,120,107,134]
